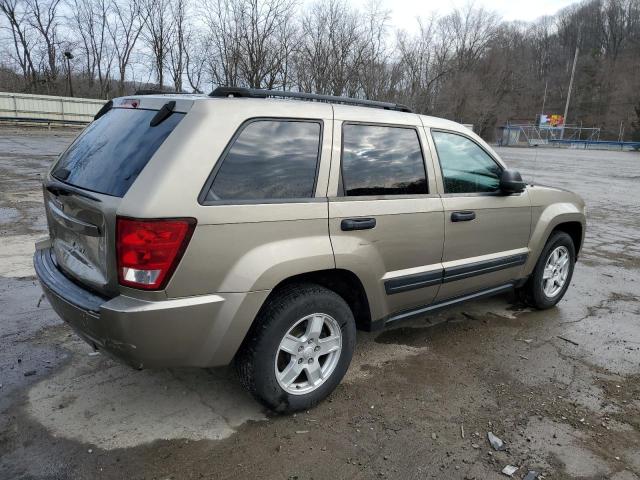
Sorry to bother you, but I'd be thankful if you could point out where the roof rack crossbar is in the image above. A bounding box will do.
[209,87,412,113]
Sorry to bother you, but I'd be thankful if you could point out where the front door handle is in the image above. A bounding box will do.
[451,211,476,222]
[341,218,376,231]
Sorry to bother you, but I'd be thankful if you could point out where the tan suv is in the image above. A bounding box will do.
[34,87,586,412]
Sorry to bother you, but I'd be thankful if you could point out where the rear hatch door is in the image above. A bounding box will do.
[44,99,188,297]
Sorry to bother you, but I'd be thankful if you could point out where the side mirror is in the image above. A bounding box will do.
[500,169,526,194]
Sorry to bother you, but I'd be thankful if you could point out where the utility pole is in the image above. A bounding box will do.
[561,41,579,139]
[64,51,74,97]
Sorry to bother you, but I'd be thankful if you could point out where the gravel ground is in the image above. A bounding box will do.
[0,126,638,480]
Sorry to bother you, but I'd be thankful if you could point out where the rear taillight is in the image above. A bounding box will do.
[116,217,196,290]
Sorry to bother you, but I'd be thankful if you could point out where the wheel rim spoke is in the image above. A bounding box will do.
[278,360,302,387]
[305,362,323,386]
[558,253,568,268]
[318,335,341,356]
[279,334,301,355]
[305,315,324,339]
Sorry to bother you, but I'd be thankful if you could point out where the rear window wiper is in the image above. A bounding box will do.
[94,100,113,121]
[150,101,176,127]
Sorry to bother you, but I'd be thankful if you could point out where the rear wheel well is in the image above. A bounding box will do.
[551,222,583,255]
[266,269,372,331]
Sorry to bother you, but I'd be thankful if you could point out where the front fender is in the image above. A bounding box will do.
[524,203,586,275]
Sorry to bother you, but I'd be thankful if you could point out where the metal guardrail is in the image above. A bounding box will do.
[0,92,104,126]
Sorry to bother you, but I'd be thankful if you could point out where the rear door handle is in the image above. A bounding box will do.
[451,211,476,222]
[341,218,376,231]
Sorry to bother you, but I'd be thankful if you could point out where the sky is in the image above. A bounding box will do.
[365,0,583,31]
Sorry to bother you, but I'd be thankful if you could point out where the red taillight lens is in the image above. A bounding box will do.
[116,217,196,290]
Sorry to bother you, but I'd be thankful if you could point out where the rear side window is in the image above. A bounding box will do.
[52,108,184,197]
[341,124,427,196]
[204,120,321,201]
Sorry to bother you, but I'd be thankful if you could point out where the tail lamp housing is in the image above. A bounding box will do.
[116,217,196,290]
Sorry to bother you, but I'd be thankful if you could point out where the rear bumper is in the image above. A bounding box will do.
[34,246,269,368]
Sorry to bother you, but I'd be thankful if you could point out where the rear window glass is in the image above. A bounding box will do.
[52,108,184,197]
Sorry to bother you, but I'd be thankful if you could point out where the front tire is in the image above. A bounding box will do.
[235,283,356,413]
[519,231,576,309]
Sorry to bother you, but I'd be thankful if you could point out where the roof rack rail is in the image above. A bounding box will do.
[209,87,412,113]
[134,89,195,96]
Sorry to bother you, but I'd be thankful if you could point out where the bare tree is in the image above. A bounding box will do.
[396,15,450,113]
[440,5,500,71]
[201,0,295,89]
[200,0,240,87]
[71,0,114,97]
[108,0,145,96]
[1,0,639,141]
[296,0,363,96]
[25,0,62,88]
[185,33,207,92]
[142,0,171,88]
[167,0,186,91]
[0,0,38,88]
[358,1,391,99]
[601,0,637,61]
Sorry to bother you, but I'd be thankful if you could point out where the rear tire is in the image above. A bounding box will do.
[235,283,356,413]
[518,231,576,309]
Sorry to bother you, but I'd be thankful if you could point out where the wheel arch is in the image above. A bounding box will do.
[257,268,374,332]
[524,205,585,276]
[551,221,583,256]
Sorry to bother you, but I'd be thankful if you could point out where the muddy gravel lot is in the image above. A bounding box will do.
[0,127,639,480]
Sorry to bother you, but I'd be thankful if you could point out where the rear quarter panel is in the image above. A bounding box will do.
[118,98,336,297]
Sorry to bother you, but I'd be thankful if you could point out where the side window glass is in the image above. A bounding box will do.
[206,120,321,201]
[432,131,502,194]
[341,124,428,196]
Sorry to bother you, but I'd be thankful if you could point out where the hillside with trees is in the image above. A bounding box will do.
[1,0,639,140]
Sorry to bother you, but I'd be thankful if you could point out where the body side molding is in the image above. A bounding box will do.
[384,283,515,326]
[383,253,527,295]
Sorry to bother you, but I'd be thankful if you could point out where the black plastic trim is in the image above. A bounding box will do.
[34,248,107,313]
[384,269,443,295]
[149,101,176,127]
[382,253,527,296]
[341,217,377,231]
[93,100,112,120]
[384,283,515,326]
[443,253,528,283]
